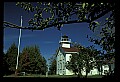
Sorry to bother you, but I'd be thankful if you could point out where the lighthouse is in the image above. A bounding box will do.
[56,35,79,75]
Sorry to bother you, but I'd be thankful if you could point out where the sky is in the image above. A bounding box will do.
[4,2,110,64]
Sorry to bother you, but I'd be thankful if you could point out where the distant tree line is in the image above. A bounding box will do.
[3,42,47,76]
[48,53,57,75]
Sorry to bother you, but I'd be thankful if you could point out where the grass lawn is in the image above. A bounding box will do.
[87,75,103,78]
[3,74,103,78]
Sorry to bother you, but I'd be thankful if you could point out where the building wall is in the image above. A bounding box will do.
[88,68,99,76]
[65,69,74,75]
[102,65,109,75]
[57,51,75,75]
[65,53,74,75]
[62,44,70,48]
[56,50,60,75]
[81,65,109,76]
[65,54,71,62]
[56,50,66,75]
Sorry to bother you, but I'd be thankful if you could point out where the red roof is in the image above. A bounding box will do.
[61,47,79,52]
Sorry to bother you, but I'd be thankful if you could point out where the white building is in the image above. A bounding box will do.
[56,35,110,76]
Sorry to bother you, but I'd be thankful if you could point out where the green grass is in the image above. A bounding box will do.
[87,75,103,78]
[3,74,77,78]
[3,74,103,78]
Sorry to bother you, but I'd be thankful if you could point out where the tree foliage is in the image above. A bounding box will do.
[48,54,57,75]
[66,53,84,77]
[82,46,99,78]
[19,45,47,74]
[3,52,9,75]
[5,42,18,74]
[66,43,100,77]
[95,55,105,75]
[4,2,114,31]
[87,3,115,62]
[41,56,47,75]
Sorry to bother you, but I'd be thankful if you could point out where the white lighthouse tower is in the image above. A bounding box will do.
[59,35,71,48]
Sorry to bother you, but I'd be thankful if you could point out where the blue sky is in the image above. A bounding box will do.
[4,2,110,64]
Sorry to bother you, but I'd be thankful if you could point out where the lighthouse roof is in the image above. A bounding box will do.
[62,35,68,38]
[61,47,79,52]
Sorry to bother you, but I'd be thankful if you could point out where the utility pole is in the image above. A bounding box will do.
[15,16,22,76]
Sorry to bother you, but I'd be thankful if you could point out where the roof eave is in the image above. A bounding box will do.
[65,52,79,54]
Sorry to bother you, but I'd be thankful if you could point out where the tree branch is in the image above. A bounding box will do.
[4,19,90,30]
[3,7,112,30]
[90,7,113,22]
[3,21,36,30]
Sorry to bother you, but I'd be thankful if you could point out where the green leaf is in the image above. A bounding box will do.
[16,2,20,6]
[101,3,103,5]
[34,14,38,18]
[91,4,94,7]
[39,13,42,17]
[48,2,50,5]
[25,6,28,11]
[84,15,87,19]
[46,9,48,12]
[61,24,63,27]
[95,21,99,25]
[85,3,88,7]
[106,18,108,20]
[82,3,85,9]
[28,7,31,11]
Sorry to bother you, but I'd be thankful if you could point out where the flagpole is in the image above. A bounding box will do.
[15,16,22,75]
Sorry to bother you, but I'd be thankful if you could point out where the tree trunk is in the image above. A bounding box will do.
[77,68,80,77]
[77,71,82,77]
[85,70,88,78]
[97,65,101,75]
[108,64,111,75]
[100,65,103,75]
[15,69,18,76]
[77,67,82,78]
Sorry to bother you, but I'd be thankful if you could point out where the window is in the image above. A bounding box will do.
[62,39,64,41]
[62,38,68,41]
[104,65,108,68]
[59,63,62,70]
[58,64,59,68]
[63,62,65,70]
